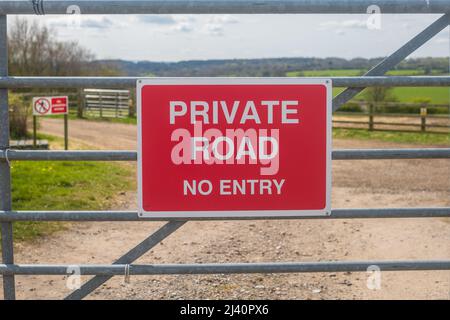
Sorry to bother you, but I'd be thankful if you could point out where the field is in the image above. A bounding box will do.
[286,68,445,77]
[287,69,450,104]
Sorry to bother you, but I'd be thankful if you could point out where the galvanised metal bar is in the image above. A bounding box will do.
[1,149,450,162]
[0,150,138,161]
[331,148,450,159]
[0,208,449,222]
[65,220,186,300]
[1,0,449,15]
[333,13,450,111]
[1,260,450,276]
[0,14,15,301]
[2,76,450,89]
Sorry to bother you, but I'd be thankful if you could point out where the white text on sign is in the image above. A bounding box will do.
[170,100,300,176]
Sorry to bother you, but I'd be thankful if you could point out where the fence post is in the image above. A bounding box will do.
[0,14,16,300]
[420,107,427,133]
[77,89,84,118]
[115,92,119,118]
[97,92,101,118]
[129,88,135,118]
[368,103,374,131]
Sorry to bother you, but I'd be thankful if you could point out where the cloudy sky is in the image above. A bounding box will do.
[14,14,449,62]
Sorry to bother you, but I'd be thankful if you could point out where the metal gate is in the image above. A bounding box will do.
[1,1,450,300]
[83,89,130,118]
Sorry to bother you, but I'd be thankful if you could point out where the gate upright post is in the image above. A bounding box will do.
[0,14,16,300]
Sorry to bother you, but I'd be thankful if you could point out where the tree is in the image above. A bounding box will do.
[364,87,397,104]
[7,18,122,137]
[8,18,97,76]
[8,17,122,76]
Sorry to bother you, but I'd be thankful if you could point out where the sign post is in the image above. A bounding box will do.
[64,114,68,150]
[137,78,332,219]
[32,96,69,149]
[32,115,37,148]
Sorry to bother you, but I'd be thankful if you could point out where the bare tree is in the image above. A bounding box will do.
[7,18,122,137]
[8,17,96,76]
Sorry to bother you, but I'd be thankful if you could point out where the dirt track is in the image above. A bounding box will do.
[2,118,449,300]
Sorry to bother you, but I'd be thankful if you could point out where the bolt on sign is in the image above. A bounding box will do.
[32,96,68,116]
[137,78,332,218]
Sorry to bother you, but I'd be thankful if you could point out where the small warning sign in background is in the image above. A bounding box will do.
[32,96,68,116]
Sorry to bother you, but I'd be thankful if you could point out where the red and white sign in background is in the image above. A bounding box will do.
[137,78,331,218]
[32,96,68,116]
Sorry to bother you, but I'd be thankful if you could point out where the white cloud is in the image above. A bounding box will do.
[80,17,115,29]
[207,15,239,25]
[204,23,224,36]
[435,37,448,44]
[319,19,367,30]
[202,14,239,36]
[172,23,194,33]
[46,16,121,29]
[137,15,176,25]
[163,15,197,33]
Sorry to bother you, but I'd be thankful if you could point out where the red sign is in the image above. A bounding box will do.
[137,78,331,218]
[33,96,68,116]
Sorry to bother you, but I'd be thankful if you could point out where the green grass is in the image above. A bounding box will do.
[49,113,138,125]
[287,68,444,77]
[333,128,450,146]
[48,113,137,124]
[287,69,450,104]
[93,115,137,125]
[391,87,449,104]
[385,69,424,76]
[332,87,448,104]
[386,69,444,76]
[286,69,365,77]
[4,161,135,242]
[70,113,137,125]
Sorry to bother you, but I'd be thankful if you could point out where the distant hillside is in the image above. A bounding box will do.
[92,57,449,77]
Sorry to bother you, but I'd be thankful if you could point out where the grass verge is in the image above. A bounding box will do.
[48,114,137,125]
[2,161,135,242]
[333,128,450,146]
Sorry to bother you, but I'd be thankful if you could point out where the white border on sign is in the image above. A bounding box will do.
[137,78,332,218]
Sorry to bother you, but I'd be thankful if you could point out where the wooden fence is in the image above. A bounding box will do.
[333,102,450,134]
